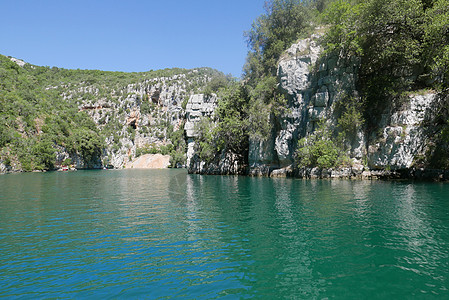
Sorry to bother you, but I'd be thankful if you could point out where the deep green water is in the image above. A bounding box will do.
[1,170,449,299]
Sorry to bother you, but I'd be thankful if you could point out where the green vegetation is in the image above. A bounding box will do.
[2,0,448,172]
[0,52,220,171]
[336,96,364,141]
[320,0,449,168]
[244,0,312,79]
[296,137,340,169]
[167,125,187,167]
[193,80,250,164]
[244,0,312,139]
[136,144,174,157]
[203,73,232,97]
[295,122,351,169]
[322,0,449,128]
[135,125,187,168]
[0,55,105,170]
[192,0,449,171]
[193,117,217,163]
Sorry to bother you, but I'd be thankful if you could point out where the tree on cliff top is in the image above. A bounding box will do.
[242,0,314,140]
[424,0,449,89]
[321,0,449,130]
[244,0,312,81]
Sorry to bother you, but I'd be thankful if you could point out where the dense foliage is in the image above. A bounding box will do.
[244,0,312,79]
[193,81,250,163]
[296,125,342,169]
[323,0,449,127]
[0,55,106,170]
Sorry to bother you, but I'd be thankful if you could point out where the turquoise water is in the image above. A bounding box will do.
[1,170,449,299]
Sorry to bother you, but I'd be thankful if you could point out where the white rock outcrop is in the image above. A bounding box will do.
[250,31,438,176]
[126,154,171,169]
[184,94,217,168]
[369,93,436,169]
[278,34,322,95]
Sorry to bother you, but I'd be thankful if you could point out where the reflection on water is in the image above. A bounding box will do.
[1,171,449,298]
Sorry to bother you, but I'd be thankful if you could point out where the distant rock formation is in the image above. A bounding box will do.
[126,154,171,169]
[73,69,217,169]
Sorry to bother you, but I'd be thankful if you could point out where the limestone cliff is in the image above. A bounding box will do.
[244,33,363,176]
[2,38,446,178]
[184,93,247,175]
[0,59,222,173]
[61,69,217,169]
[184,94,217,168]
[259,34,445,179]
[185,33,447,180]
[255,34,444,178]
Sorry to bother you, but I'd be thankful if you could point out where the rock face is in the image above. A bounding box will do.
[368,94,437,169]
[248,136,278,176]
[183,94,217,170]
[187,32,442,178]
[250,33,440,177]
[0,67,224,174]
[9,57,26,67]
[188,151,247,175]
[0,162,6,173]
[65,69,217,170]
[126,154,171,169]
[184,94,217,137]
[2,38,443,177]
[248,36,324,176]
[278,35,322,95]
[183,93,248,175]
[247,33,362,176]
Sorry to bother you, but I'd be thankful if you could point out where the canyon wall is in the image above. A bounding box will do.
[186,34,446,179]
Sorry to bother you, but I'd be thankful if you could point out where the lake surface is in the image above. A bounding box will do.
[1,170,449,299]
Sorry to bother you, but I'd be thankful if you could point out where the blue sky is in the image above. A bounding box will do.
[0,0,266,77]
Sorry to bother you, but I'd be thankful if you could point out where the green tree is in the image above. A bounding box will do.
[214,82,250,154]
[244,0,311,79]
[321,0,363,57]
[295,123,345,169]
[32,139,56,170]
[322,0,435,129]
[424,0,449,88]
[193,117,217,163]
[203,74,231,97]
[68,129,103,165]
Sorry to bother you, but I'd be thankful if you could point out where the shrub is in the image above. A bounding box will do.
[295,122,348,169]
[193,117,217,163]
[296,137,340,169]
[336,96,364,139]
[169,150,186,168]
[63,158,72,166]
[31,139,56,170]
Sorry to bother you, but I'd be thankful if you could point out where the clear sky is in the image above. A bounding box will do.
[0,0,266,77]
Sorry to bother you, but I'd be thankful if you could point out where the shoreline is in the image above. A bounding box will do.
[191,166,449,181]
[2,166,449,182]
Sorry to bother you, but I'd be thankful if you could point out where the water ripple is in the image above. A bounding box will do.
[1,171,449,298]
